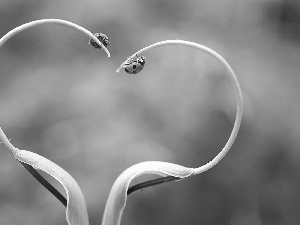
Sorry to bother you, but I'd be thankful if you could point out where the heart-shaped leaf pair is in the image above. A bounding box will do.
[0,19,243,225]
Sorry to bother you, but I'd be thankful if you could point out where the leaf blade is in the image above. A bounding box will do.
[14,149,89,225]
[102,161,194,225]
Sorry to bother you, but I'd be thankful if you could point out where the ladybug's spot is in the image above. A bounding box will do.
[133,65,137,69]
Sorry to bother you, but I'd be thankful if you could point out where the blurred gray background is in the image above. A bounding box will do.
[1,0,300,224]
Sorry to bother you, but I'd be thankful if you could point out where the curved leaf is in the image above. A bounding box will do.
[13,149,89,225]
[102,161,194,225]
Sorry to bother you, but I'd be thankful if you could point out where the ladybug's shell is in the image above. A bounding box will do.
[124,62,144,74]
[89,33,110,50]
[124,56,146,74]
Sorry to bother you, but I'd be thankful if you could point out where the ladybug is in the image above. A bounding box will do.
[123,55,146,74]
[89,33,110,50]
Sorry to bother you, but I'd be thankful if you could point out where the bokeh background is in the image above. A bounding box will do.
[0,0,300,224]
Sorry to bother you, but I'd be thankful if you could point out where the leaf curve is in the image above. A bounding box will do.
[13,149,89,225]
[102,161,194,225]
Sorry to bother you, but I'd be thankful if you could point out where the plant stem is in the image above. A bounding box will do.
[0,19,111,208]
[0,19,110,57]
[117,40,243,193]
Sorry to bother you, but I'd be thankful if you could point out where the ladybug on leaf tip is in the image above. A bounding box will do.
[89,33,110,50]
[123,55,146,74]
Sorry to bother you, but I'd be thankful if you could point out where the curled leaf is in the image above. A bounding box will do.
[102,161,194,225]
[13,149,89,225]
